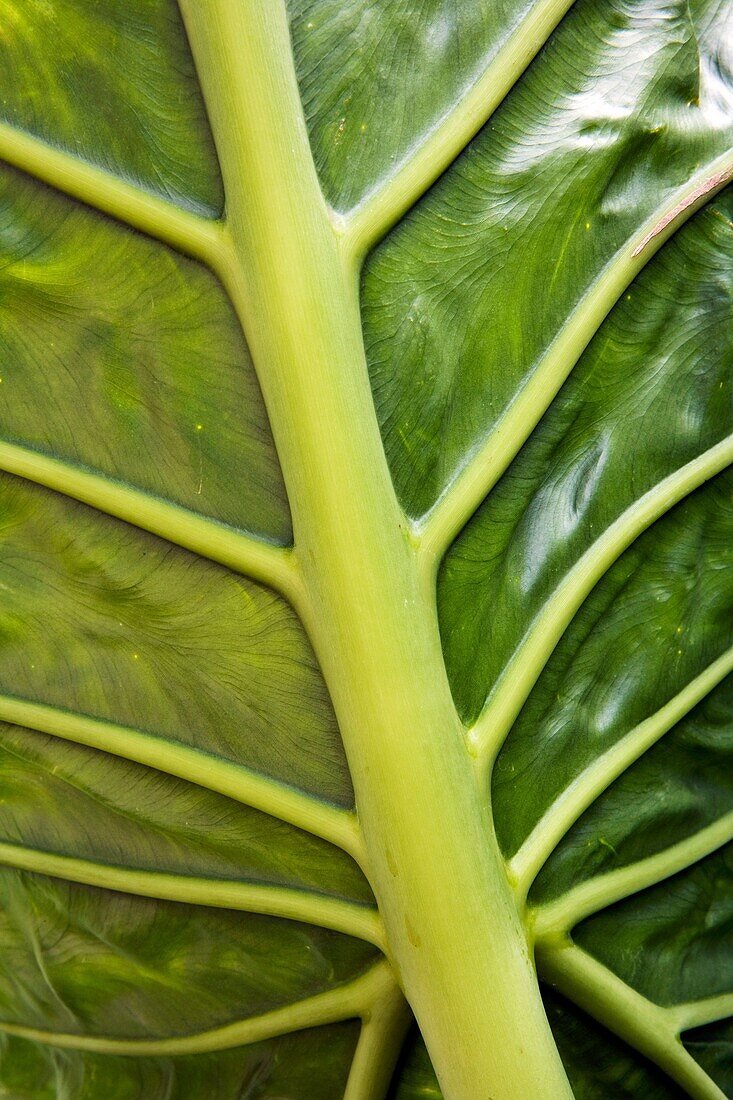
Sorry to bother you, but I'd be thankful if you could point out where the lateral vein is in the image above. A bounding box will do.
[509,646,733,898]
[0,694,365,866]
[632,163,733,257]
[467,434,733,766]
[0,841,385,948]
[344,972,412,1100]
[0,121,224,268]
[668,993,733,1034]
[419,149,733,574]
[0,440,300,603]
[339,0,577,263]
[533,811,733,938]
[0,959,396,1056]
[536,940,726,1100]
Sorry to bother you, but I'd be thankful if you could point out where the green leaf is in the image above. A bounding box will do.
[289,0,537,212]
[684,1020,733,1097]
[545,993,685,1099]
[362,0,733,517]
[0,166,289,541]
[0,0,223,214]
[0,0,731,1096]
[0,1023,361,1099]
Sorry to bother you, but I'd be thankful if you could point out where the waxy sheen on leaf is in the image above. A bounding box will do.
[0,0,730,1096]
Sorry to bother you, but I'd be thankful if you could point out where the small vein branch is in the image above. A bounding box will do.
[344,971,412,1100]
[510,646,733,898]
[339,0,578,263]
[536,941,726,1100]
[533,811,733,939]
[0,694,365,866]
[467,434,733,767]
[0,959,396,1057]
[668,993,733,1034]
[0,441,300,604]
[418,150,733,573]
[0,122,223,268]
[0,840,385,949]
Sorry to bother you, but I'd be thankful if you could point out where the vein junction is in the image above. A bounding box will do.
[0,2,729,1092]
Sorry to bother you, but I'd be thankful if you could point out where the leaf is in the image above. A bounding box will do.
[545,992,686,1099]
[0,0,222,214]
[0,0,731,1096]
[0,1024,362,1099]
[0,165,288,540]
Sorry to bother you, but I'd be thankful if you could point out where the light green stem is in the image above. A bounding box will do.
[668,994,733,1034]
[0,120,222,266]
[419,150,733,574]
[537,941,725,1100]
[510,646,733,897]
[534,811,733,938]
[0,841,384,947]
[0,959,394,1057]
[344,973,412,1100]
[178,3,572,1097]
[341,0,578,262]
[0,694,363,863]
[0,440,298,601]
[469,434,733,766]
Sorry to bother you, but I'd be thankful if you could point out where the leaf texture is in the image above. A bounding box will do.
[0,0,731,1095]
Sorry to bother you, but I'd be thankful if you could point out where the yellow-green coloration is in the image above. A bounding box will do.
[0,0,732,1097]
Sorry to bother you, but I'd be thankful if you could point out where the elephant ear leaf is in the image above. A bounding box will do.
[0,2,394,1096]
[357,0,733,1090]
[0,0,731,1097]
[423,16,733,1100]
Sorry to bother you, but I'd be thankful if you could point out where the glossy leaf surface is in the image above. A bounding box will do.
[0,0,731,1096]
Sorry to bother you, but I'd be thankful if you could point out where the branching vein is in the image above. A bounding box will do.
[510,646,733,897]
[0,121,224,268]
[0,840,385,948]
[467,434,733,767]
[0,959,396,1056]
[668,993,733,1034]
[536,940,726,1100]
[0,441,300,604]
[533,811,733,938]
[344,971,412,1100]
[339,0,578,264]
[0,694,365,866]
[419,150,733,575]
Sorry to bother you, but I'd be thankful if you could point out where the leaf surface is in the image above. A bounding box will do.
[0,0,731,1095]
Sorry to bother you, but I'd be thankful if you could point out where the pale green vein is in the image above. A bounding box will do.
[467,434,733,767]
[536,940,726,1100]
[344,970,412,1100]
[533,812,733,939]
[0,694,365,866]
[419,150,733,574]
[0,121,223,268]
[339,0,577,264]
[0,959,395,1056]
[0,441,300,603]
[0,841,385,949]
[510,646,733,899]
[669,994,733,1034]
